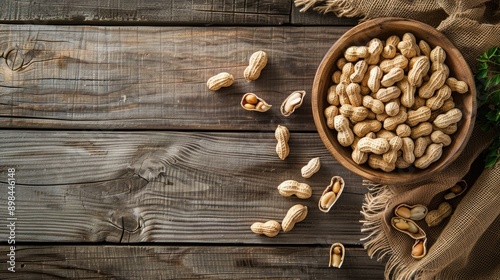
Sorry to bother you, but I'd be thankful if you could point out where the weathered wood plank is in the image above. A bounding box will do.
[0,25,349,131]
[0,0,291,25]
[0,130,368,244]
[0,245,385,279]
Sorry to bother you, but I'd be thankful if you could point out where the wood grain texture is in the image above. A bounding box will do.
[0,0,291,25]
[0,25,350,131]
[0,130,367,244]
[0,245,385,279]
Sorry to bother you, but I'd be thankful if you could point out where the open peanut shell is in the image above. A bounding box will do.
[318,176,345,213]
[444,179,467,200]
[329,242,345,268]
[241,93,272,112]
[280,90,306,116]
[394,204,428,221]
[391,217,426,240]
[411,238,428,260]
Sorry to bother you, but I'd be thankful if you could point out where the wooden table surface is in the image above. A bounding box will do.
[0,1,387,279]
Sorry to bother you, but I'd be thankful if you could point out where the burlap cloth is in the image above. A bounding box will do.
[295,1,500,279]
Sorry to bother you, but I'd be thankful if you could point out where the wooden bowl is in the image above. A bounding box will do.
[312,18,476,185]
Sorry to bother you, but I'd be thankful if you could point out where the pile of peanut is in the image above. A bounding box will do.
[324,33,469,172]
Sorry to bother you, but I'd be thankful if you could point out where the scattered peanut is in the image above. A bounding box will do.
[277,180,312,199]
[275,125,290,160]
[251,220,281,237]
[412,240,426,259]
[244,50,267,81]
[320,191,337,209]
[425,202,452,227]
[329,243,345,268]
[207,72,234,91]
[444,180,467,200]
[392,217,423,237]
[281,90,306,117]
[282,204,308,232]
[318,176,344,213]
[241,93,272,112]
[301,157,321,178]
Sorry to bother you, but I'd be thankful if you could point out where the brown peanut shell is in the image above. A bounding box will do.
[318,176,345,213]
[411,238,428,259]
[444,179,467,200]
[280,90,306,117]
[240,93,272,112]
[394,204,428,221]
[329,242,345,268]
[391,217,426,240]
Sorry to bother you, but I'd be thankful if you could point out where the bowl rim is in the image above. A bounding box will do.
[312,17,477,185]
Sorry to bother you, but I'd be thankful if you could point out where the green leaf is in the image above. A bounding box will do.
[477,46,500,168]
[486,110,498,121]
[487,46,498,58]
[485,77,492,89]
[478,52,489,62]
[495,56,500,64]
[485,155,498,168]
[477,69,488,79]
[484,139,500,168]
[493,75,500,86]
[492,90,500,104]
[477,62,489,71]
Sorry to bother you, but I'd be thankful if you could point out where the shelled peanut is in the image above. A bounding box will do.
[324,33,469,172]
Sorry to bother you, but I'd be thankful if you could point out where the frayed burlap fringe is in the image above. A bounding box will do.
[360,182,393,261]
[294,0,364,18]
[360,183,426,280]
[359,183,418,280]
[315,0,362,18]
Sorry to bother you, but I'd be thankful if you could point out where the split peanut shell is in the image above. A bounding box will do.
[318,176,345,213]
[444,179,467,200]
[280,90,306,116]
[241,93,272,112]
[329,242,345,268]
[394,204,428,221]
[391,217,426,240]
[411,238,427,260]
